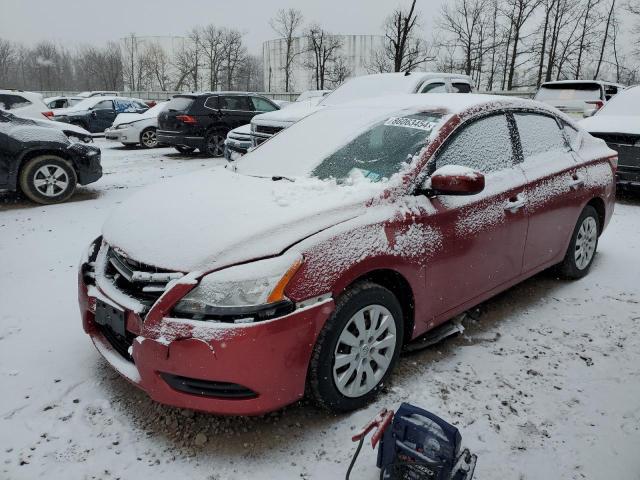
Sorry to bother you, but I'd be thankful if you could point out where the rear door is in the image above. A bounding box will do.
[90,99,116,132]
[421,112,529,321]
[513,111,586,272]
[218,95,254,130]
[0,116,12,187]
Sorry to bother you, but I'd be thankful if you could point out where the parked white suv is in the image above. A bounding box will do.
[250,72,474,146]
[534,80,625,118]
[0,90,54,120]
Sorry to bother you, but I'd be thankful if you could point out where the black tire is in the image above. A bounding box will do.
[122,143,136,148]
[203,130,226,157]
[557,205,600,279]
[139,127,157,148]
[307,281,404,412]
[174,146,196,155]
[19,155,77,204]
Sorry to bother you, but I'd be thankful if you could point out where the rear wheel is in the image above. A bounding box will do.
[19,155,77,204]
[139,127,157,148]
[174,146,196,155]
[558,205,599,279]
[308,282,404,412]
[203,131,226,157]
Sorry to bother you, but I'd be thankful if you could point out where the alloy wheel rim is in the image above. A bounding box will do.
[208,135,224,156]
[575,216,597,270]
[33,165,68,197]
[333,305,397,398]
[142,130,157,147]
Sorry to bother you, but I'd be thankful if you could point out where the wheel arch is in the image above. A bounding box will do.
[342,268,415,345]
[586,197,606,235]
[14,148,72,191]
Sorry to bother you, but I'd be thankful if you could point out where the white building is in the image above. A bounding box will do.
[263,34,384,92]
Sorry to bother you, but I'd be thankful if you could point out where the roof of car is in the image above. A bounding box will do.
[336,93,553,117]
[540,80,625,88]
[176,91,268,97]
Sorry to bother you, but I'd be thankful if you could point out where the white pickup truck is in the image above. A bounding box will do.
[250,72,474,147]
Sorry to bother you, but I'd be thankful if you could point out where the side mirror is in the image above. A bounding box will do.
[423,165,485,196]
[90,110,97,117]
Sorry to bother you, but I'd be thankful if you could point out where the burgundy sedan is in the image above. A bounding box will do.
[79,94,616,414]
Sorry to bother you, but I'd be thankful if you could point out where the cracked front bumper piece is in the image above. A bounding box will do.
[79,270,334,415]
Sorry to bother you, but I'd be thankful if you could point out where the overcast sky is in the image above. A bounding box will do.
[1,0,445,53]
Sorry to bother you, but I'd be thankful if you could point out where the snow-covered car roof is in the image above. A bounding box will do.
[540,79,625,88]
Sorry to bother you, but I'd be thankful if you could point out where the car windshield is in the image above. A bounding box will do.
[236,107,442,184]
[595,86,638,116]
[535,83,601,102]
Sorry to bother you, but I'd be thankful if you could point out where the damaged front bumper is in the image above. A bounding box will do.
[78,255,334,415]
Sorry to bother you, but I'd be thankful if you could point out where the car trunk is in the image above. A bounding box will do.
[158,96,195,132]
[535,83,602,118]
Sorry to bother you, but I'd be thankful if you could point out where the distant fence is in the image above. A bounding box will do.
[35,89,535,102]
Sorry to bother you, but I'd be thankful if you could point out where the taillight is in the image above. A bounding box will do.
[42,111,54,119]
[585,100,604,110]
[176,114,197,125]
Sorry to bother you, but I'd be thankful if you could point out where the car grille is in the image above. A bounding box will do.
[104,247,184,309]
[255,125,283,135]
[98,322,135,362]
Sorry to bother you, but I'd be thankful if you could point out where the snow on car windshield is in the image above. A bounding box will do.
[236,107,442,184]
[596,86,639,116]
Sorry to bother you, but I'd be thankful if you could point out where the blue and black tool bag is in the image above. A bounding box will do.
[376,403,476,480]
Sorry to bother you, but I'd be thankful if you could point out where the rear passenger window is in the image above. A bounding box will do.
[421,82,446,93]
[0,94,31,110]
[435,114,514,174]
[515,113,568,163]
[219,96,251,111]
[204,96,218,110]
[452,82,472,93]
[93,100,114,110]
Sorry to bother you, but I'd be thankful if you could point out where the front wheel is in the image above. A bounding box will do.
[139,128,158,148]
[19,155,77,204]
[307,282,404,412]
[558,205,599,279]
[203,131,226,157]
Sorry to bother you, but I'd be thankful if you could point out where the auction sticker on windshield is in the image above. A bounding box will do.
[384,116,437,131]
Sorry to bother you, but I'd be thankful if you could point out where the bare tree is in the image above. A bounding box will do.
[327,55,352,87]
[304,25,342,89]
[381,0,434,72]
[0,38,15,86]
[143,42,171,91]
[221,29,246,90]
[199,24,225,91]
[439,0,487,76]
[505,0,542,89]
[270,8,304,91]
[594,0,616,78]
[574,0,602,79]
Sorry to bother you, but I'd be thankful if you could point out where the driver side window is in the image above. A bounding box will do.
[435,114,514,174]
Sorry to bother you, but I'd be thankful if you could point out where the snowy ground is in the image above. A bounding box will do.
[1,140,639,480]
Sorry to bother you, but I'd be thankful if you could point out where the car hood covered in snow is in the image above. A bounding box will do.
[251,100,322,126]
[580,114,640,135]
[102,167,380,272]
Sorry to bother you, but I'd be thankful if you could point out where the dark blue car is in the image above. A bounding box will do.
[52,96,149,133]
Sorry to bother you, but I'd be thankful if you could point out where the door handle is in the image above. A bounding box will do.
[568,174,584,189]
[505,193,527,213]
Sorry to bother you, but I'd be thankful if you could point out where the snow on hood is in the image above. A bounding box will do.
[251,100,322,126]
[23,116,91,136]
[113,102,166,126]
[580,114,640,135]
[102,167,383,272]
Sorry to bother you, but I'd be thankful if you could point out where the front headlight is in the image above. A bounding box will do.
[115,123,130,130]
[172,253,302,322]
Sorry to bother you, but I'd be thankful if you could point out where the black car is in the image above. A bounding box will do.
[157,92,279,156]
[0,111,102,204]
[53,96,148,133]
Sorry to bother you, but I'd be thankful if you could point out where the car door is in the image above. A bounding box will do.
[218,95,253,130]
[0,116,11,188]
[90,99,116,132]
[418,112,529,322]
[513,111,587,273]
